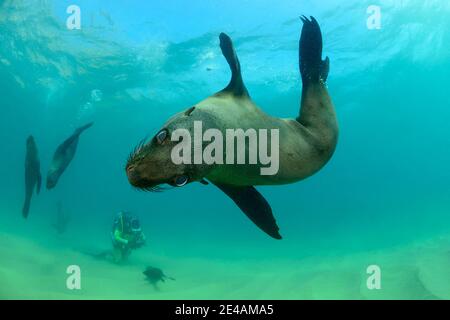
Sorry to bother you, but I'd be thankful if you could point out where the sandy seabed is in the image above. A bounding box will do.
[0,227,449,300]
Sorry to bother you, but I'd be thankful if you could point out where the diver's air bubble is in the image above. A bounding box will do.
[76,102,94,121]
[90,89,103,102]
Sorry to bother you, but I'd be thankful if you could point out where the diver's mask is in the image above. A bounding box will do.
[131,218,141,233]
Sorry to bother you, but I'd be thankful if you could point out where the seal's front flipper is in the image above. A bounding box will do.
[214,183,282,240]
[217,33,249,98]
[299,16,329,85]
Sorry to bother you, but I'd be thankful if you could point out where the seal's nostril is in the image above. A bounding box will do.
[126,164,136,175]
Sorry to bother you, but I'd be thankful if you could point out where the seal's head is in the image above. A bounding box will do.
[26,135,36,148]
[26,136,39,158]
[126,106,211,191]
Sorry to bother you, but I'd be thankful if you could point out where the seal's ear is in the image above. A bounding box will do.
[212,183,282,239]
[216,33,249,98]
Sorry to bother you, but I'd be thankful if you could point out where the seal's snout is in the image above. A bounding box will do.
[126,164,139,186]
[126,163,162,191]
[126,163,152,188]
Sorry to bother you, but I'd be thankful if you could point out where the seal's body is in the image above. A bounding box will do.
[47,122,93,189]
[23,136,41,218]
[126,17,338,239]
[165,88,337,187]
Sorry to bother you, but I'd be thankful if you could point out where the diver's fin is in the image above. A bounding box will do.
[36,172,42,195]
[213,183,282,239]
[216,33,249,98]
[299,16,329,85]
[199,179,209,185]
[83,250,112,261]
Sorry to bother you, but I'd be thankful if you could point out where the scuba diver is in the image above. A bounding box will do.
[111,211,146,263]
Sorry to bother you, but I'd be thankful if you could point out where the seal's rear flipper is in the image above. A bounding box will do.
[60,122,94,149]
[213,183,282,240]
[75,122,94,135]
[216,33,249,98]
[299,16,329,85]
[22,196,31,219]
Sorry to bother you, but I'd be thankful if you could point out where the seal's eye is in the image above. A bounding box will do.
[156,129,168,144]
[174,175,189,187]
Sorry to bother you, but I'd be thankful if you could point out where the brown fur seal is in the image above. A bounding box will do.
[22,135,42,218]
[47,122,93,189]
[126,17,338,239]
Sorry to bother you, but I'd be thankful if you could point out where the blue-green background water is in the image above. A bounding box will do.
[0,0,449,299]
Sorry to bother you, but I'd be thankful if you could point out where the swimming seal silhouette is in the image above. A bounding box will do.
[47,122,93,189]
[22,135,42,218]
[126,17,338,239]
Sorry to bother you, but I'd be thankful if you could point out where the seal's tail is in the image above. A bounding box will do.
[299,16,329,85]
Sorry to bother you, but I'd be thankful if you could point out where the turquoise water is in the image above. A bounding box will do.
[1,0,450,299]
